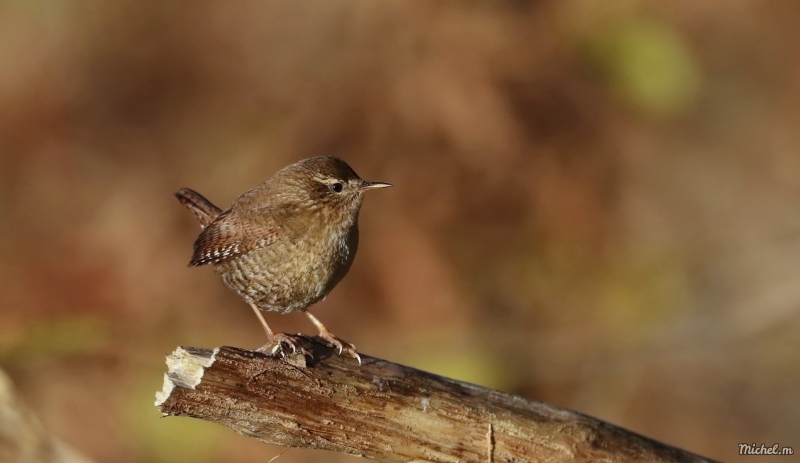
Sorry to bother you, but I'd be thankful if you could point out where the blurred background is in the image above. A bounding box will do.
[1,1,798,462]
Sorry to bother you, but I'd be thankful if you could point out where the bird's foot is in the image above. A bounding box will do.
[318,331,361,365]
[256,333,311,359]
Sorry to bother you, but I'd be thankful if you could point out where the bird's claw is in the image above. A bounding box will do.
[256,333,311,359]
[319,333,361,365]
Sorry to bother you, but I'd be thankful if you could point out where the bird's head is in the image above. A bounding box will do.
[275,156,391,218]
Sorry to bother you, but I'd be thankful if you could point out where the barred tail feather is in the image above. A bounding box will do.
[175,188,222,229]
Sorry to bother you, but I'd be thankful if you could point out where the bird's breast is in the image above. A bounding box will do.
[215,213,359,314]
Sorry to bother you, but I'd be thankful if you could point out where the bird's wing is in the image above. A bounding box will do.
[188,210,281,266]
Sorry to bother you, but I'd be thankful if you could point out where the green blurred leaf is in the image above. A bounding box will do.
[0,315,110,362]
[399,337,515,392]
[587,18,703,116]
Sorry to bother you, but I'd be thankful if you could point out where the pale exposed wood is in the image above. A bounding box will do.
[155,338,719,463]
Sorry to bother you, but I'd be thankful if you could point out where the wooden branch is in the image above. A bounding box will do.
[155,337,718,463]
[0,368,95,463]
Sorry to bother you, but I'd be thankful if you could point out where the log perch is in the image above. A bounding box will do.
[155,337,718,463]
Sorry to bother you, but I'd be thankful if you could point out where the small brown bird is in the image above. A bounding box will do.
[176,156,390,362]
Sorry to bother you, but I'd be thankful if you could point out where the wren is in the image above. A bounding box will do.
[176,156,390,363]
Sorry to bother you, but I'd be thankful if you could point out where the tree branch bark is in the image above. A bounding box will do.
[155,337,718,463]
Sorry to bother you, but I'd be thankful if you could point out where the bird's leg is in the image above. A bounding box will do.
[304,311,361,364]
[249,303,309,357]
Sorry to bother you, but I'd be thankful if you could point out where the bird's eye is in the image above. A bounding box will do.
[330,182,343,193]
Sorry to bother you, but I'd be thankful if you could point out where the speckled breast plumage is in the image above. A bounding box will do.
[214,218,359,314]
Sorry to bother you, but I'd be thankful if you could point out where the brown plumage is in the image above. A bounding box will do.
[176,156,390,362]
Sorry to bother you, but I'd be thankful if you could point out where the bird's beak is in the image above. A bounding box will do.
[360,181,392,190]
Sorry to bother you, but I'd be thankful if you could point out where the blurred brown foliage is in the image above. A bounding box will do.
[1,1,799,462]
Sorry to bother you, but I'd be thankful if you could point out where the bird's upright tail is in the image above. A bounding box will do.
[175,188,223,229]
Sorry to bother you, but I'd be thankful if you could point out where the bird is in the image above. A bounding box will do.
[175,156,390,363]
